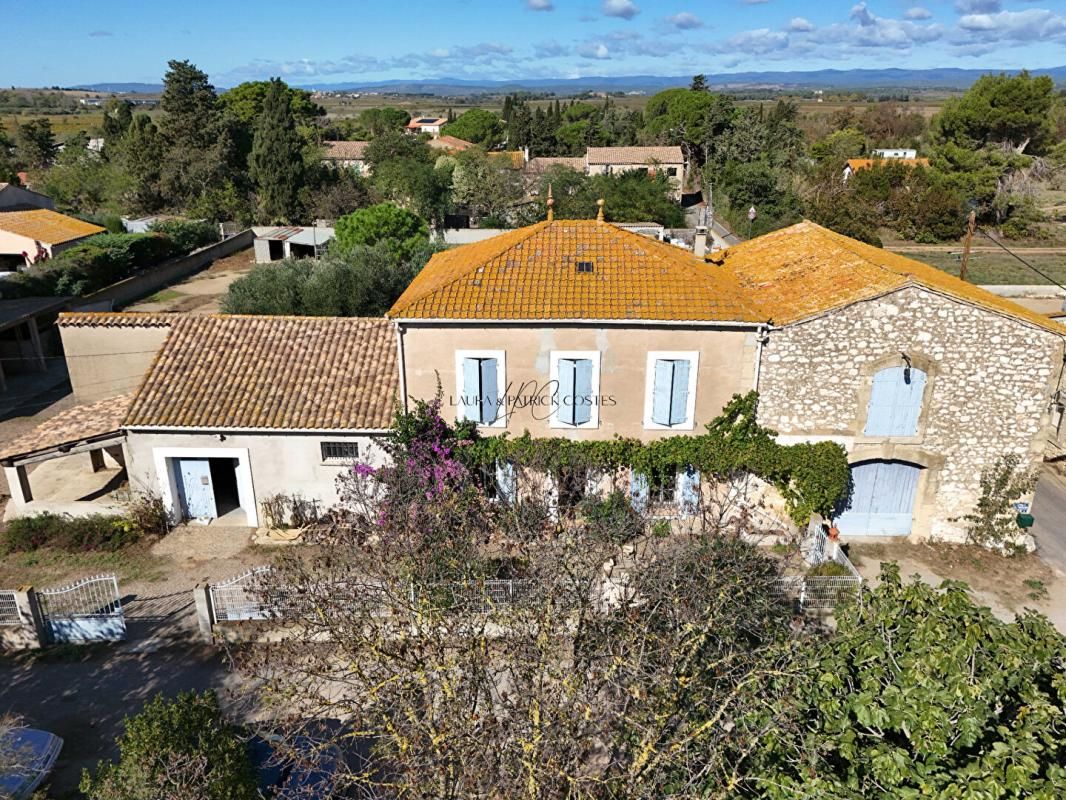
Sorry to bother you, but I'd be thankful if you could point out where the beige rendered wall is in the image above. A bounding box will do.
[399,324,757,442]
[0,230,36,262]
[124,429,390,526]
[59,324,172,403]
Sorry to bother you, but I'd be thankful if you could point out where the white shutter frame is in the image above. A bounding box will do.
[549,351,601,429]
[644,351,699,430]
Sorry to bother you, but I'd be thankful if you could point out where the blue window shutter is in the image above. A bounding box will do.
[557,359,577,426]
[479,358,499,424]
[495,461,517,504]
[864,367,926,436]
[669,360,690,426]
[678,467,700,516]
[651,360,673,425]
[630,471,649,512]
[462,358,480,422]
[572,358,593,425]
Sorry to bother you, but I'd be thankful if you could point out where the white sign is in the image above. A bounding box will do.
[747,206,757,221]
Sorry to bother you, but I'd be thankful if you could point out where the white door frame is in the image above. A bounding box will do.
[152,447,258,527]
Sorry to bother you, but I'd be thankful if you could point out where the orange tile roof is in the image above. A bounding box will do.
[388,219,764,322]
[718,221,1066,334]
[846,157,930,171]
[322,140,369,160]
[587,146,684,165]
[0,209,104,246]
[59,312,176,328]
[0,393,130,463]
[125,316,398,430]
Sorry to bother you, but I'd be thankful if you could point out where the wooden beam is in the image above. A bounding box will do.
[3,433,126,469]
[90,449,106,472]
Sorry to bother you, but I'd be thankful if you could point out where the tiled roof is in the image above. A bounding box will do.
[388,219,764,322]
[125,316,398,430]
[0,393,130,463]
[322,140,369,160]
[0,209,104,246]
[58,312,176,328]
[429,135,475,152]
[846,157,930,171]
[719,220,1066,334]
[586,146,684,165]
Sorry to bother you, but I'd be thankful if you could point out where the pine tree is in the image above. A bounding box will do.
[249,78,305,224]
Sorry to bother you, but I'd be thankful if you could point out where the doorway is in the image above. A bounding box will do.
[174,457,243,523]
[836,460,923,536]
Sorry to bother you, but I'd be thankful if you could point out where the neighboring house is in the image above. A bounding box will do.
[252,226,334,263]
[585,146,686,199]
[4,314,398,525]
[0,183,55,212]
[0,209,104,266]
[428,135,475,153]
[405,117,448,137]
[872,148,917,159]
[843,157,930,182]
[523,156,586,190]
[321,141,370,173]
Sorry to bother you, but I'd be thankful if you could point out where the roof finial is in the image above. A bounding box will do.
[546,183,555,223]
[596,197,605,223]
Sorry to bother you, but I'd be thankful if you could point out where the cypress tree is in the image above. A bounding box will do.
[249,77,305,224]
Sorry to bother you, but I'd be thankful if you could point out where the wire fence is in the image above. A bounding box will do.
[0,590,22,625]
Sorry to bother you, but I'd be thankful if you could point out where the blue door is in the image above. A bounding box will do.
[836,460,921,535]
[175,458,217,521]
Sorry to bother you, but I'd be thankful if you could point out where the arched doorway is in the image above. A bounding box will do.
[836,459,923,536]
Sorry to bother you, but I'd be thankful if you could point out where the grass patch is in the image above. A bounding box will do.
[892,250,1066,285]
[144,288,184,303]
[0,543,168,588]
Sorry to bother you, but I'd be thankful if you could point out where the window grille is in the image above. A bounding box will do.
[321,441,359,462]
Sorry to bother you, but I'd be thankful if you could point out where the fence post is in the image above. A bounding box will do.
[1,587,48,650]
[193,585,214,642]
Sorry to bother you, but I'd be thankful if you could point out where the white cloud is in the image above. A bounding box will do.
[955,0,1000,12]
[727,28,790,53]
[666,12,703,29]
[525,0,554,9]
[904,7,932,20]
[602,0,640,20]
[786,16,815,32]
[533,40,567,57]
[578,42,612,59]
[957,8,1066,39]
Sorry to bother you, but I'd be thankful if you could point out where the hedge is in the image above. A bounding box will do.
[1,512,142,554]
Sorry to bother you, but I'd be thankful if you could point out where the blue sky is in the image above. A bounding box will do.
[6,0,1066,87]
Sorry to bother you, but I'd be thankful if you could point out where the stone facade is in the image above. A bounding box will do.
[757,286,1063,541]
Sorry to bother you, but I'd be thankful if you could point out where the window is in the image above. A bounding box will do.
[575,261,594,274]
[629,467,700,517]
[649,470,677,504]
[321,441,359,462]
[644,352,699,430]
[455,350,506,428]
[864,365,927,437]
[667,167,678,177]
[550,351,601,429]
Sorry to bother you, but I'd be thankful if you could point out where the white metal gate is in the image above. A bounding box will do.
[38,574,125,643]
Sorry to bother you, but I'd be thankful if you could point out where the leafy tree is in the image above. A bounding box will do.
[934,70,1056,154]
[717,160,803,237]
[305,167,372,221]
[357,106,411,138]
[690,73,708,92]
[957,453,1037,550]
[249,77,306,223]
[441,108,504,148]
[810,127,867,162]
[334,202,428,262]
[642,87,720,165]
[745,566,1066,797]
[100,97,133,157]
[218,79,324,126]
[116,114,165,214]
[80,690,258,800]
[533,165,684,226]
[38,138,128,215]
[450,148,522,223]
[364,130,432,171]
[15,118,58,169]
[858,101,926,146]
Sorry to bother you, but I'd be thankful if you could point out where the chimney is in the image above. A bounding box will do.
[694,226,708,258]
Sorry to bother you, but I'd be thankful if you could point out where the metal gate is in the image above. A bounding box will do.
[38,574,126,643]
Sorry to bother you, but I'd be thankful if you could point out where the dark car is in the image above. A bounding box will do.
[0,728,63,800]
[250,734,342,799]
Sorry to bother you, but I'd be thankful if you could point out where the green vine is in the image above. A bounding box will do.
[455,392,850,524]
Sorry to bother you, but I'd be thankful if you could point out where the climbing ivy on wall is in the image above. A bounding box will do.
[454,392,850,523]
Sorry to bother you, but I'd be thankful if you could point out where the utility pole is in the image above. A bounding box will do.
[959,209,976,283]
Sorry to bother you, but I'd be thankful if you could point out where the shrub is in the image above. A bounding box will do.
[148,219,218,253]
[579,489,644,544]
[957,453,1036,551]
[0,512,142,554]
[806,559,853,578]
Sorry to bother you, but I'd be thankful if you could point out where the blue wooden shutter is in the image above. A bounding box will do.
[495,461,517,504]
[678,467,700,516]
[669,360,690,426]
[630,471,649,512]
[651,360,673,425]
[864,367,926,436]
[461,358,480,422]
[572,358,593,426]
[557,359,577,425]
[479,357,499,424]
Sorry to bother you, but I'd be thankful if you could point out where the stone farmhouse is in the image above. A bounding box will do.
[525,146,687,199]
[2,219,1062,544]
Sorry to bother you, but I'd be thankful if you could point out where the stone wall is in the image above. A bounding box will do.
[757,286,1062,541]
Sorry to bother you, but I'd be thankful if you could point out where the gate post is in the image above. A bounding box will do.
[193,585,215,642]
[2,587,49,650]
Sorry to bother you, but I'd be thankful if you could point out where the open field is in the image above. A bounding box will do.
[889,247,1066,285]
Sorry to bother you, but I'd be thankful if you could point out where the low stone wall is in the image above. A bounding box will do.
[82,230,254,310]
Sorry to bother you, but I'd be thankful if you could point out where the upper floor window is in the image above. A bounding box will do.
[864,365,927,437]
[455,350,505,428]
[550,351,600,429]
[644,351,699,430]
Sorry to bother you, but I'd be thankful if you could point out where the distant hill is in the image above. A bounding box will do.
[74,66,1066,97]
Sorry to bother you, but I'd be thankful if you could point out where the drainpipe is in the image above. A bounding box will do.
[394,323,408,413]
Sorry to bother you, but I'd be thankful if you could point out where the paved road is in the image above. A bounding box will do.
[1031,468,1066,575]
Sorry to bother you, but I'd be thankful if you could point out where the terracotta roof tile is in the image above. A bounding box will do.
[720,220,1065,334]
[125,316,398,430]
[322,140,369,160]
[586,146,683,165]
[0,393,130,462]
[58,312,176,328]
[429,135,475,152]
[388,219,764,322]
[0,209,104,246]
[846,157,930,171]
